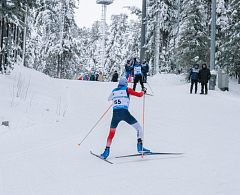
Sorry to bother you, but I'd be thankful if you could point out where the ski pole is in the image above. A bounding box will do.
[78,104,112,146]
[143,75,154,94]
[141,93,146,158]
[146,81,154,94]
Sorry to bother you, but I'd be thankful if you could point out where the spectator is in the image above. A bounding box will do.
[95,73,99,81]
[83,74,89,81]
[199,63,211,95]
[111,71,118,82]
[142,59,149,83]
[90,73,95,81]
[188,64,200,94]
[98,72,104,82]
[125,60,133,80]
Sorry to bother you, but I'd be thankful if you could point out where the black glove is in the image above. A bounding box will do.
[142,87,147,94]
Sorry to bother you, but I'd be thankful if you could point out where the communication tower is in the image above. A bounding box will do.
[96,0,114,70]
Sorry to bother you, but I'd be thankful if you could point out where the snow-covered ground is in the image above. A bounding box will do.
[1,66,240,195]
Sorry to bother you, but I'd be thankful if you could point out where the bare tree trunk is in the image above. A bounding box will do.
[238,72,240,84]
[0,17,4,71]
[15,26,19,63]
[57,54,60,78]
[13,24,16,59]
[61,54,63,79]
[154,0,160,74]
[161,30,169,49]
[22,6,28,67]
[11,23,14,57]
[4,21,9,71]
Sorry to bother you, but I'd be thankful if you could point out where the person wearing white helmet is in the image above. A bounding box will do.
[100,78,149,159]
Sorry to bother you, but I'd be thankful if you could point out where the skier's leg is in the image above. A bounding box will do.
[133,76,139,91]
[144,73,147,83]
[194,80,198,93]
[106,112,121,147]
[205,83,208,94]
[131,122,143,139]
[201,83,204,94]
[140,75,145,90]
[190,80,194,93]
[126,71,130,80]
[123,110,150,152]
[101,111,121,158]
[106,128,116,147]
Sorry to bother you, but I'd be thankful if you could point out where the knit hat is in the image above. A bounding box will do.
[194,64,199,68]
[118,78,128,87]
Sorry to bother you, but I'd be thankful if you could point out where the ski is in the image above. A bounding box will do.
[90,151,113,164]
[146,93,154,96]
[115,152,184,158]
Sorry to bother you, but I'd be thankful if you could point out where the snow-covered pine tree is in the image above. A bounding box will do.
[215,0,229,70]
[127,19,141,61]
[25,0,82,79]
[146,0,177,73]
[87,21,102,73]
[175,0,210,73]
[0,1,37,73]
[222,0,240,81]
[105,14,129,80]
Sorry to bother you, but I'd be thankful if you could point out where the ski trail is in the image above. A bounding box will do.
[0,169,3,195]
[0,135,81,163]
[22,157,35,195]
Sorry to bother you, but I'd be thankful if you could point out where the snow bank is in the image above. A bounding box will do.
[1,66,240,195]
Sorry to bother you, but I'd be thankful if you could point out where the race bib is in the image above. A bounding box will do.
[134,66,142,75]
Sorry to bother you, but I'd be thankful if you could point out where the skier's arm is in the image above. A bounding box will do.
[189,69,192,79]
[128,88,144,97]
[208,70,211,80]
[108,93,113,101]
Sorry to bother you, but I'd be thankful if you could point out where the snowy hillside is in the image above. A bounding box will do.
[1,66,240,195]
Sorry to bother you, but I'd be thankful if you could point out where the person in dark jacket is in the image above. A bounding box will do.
[125,60,133,80]
[111,71,118,82]
[199,63,211,94]
[142,59,149,83]
[95,73,99,81]
[189,64,200,94]
[90,73,95,81]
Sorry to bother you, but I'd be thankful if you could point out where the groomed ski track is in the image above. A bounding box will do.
[0,66,240,195]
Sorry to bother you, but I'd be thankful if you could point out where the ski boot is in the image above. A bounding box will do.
[100,147,110,159]
[142,87,147,94]
[137,139,150,153]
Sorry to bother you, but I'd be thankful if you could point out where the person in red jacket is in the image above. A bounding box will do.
[83,75,89,81]
[101,78,150,159]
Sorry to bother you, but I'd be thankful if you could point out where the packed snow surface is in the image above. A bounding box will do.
[1,66,240,195]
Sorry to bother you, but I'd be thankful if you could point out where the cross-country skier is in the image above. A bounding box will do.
[101,77,150,159]
[133,58,145,91]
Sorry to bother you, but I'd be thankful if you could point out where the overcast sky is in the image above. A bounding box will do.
[75,0,142,28]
